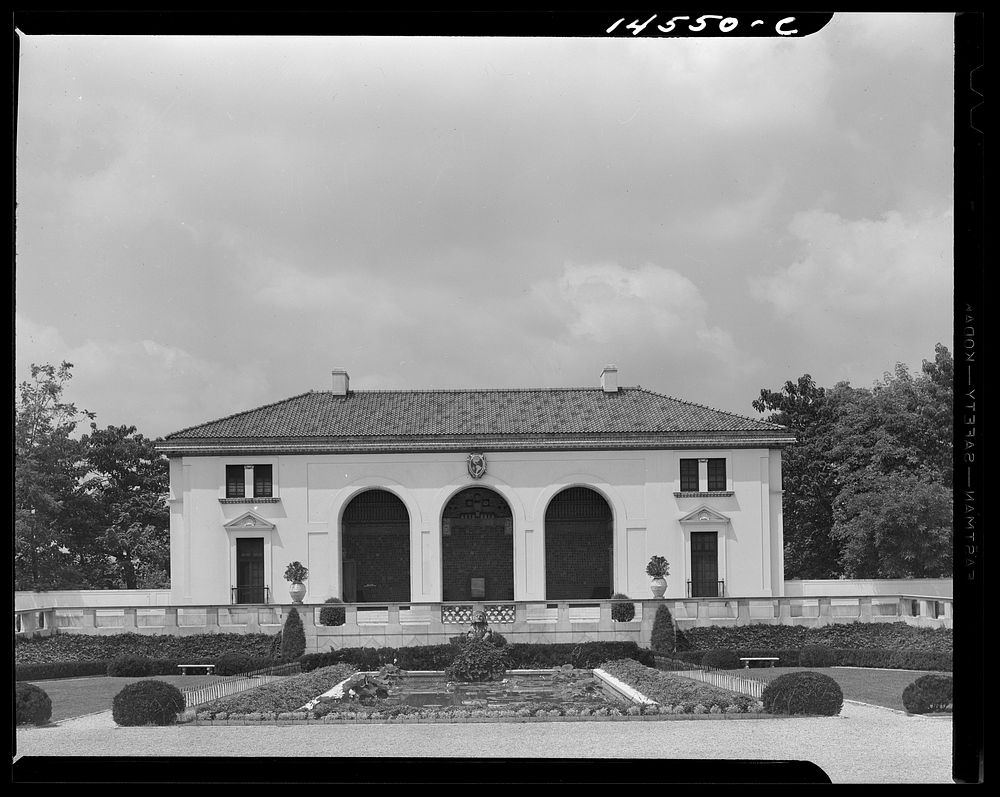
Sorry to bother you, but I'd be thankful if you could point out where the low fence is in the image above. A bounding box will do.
[181,660,302,710]
[664,667,767,700]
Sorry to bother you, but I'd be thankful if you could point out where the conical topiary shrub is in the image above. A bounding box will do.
[650,603,676,654]
[279,607,306,660]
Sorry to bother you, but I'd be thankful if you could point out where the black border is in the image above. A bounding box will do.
[11,8,984,786]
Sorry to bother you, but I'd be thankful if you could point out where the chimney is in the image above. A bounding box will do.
[600,364,619,393]
[331,368,350,396]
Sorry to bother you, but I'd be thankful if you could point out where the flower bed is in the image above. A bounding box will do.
[189,663,771,724]
[599,659,762,714]
[198,663,356,715]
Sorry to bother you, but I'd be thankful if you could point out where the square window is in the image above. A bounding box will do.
[226,465,245,498]
[680,459,699,492]
[707,459,726,491]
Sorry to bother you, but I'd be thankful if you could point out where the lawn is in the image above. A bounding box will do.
[718,667,947,711]
[25,675,227,722]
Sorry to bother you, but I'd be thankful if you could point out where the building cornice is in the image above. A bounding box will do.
[157,431,797,457]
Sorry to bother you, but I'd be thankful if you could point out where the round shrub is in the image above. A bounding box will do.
[902,674,953,714]
[761,671,844,716]
[701,648,740,670]
[319,597,346,627]
[16,682,52,726]
[799,644,835,668]
[650,603,676,654]
[611,594,636,623]
[279,607,306,660]
[112,680,186,726]
[444,638,507,682]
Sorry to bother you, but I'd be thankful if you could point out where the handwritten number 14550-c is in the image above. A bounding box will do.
[607,15,799,36]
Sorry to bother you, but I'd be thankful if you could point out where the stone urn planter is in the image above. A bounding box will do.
[288,582,307,604]
[284,561,309,605]
[646,555,670,599]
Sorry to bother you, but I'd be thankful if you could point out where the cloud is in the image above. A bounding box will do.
[531,261,739,366]
[749,206,953,338]
[16,314,272,437]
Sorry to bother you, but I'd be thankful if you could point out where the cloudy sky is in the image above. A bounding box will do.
[15,14,955,439]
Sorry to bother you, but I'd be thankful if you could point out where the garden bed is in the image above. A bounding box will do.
[188,661,772,725]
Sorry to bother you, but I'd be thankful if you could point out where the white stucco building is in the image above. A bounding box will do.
[157,366,795,608]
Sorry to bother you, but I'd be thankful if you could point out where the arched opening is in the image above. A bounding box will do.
[441,487,514,602]
[544,486,613,600]
[341,489,411,603]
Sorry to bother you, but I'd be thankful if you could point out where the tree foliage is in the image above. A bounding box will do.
[15,362,170,591]
[756,344,953,579]
[77,424,171,589]
[15,363,95,590]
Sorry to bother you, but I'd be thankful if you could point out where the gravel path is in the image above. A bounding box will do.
[14,701,952,783]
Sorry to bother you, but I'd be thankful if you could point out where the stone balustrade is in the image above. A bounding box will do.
[14,594,952,652]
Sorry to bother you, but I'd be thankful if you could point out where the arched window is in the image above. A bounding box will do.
[341,489,410,602]
[441,487,513,602]
[544,486,613,600]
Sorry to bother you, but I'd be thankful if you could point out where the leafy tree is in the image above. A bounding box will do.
[752,375,856,578]
[756,345,953,580]
[14,363,94,590]
[76,424,171,589]
[829,347,954,578]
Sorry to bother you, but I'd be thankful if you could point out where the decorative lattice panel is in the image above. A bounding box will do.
[441,605,474,624]
[485,604,516,624]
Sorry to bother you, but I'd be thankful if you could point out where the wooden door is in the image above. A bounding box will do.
[690,532,719,598]
[236,537,265,603]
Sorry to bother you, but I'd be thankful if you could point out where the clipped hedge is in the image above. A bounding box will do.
[701,649,740,670]
[902,674,953,714]
[681,622,952,653]
[112,680,187,726]
[610,594,636,623]
[15,632,277,664]
[16,660,111,682]
[318,597,346,627]
[16,682,53,725]
[761,671,843,716]
[299,641,654,673]
[106,657,182,677]
[799,644,836,668]
[213,653,276,676]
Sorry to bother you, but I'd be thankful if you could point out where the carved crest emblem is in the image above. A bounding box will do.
[467,453,487,480]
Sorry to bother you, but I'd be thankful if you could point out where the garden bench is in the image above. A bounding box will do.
[739,657,779,668]
[177,663,216,676]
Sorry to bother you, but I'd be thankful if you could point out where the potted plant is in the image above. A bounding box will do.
[284,561,309,604]
[646,555,670,598]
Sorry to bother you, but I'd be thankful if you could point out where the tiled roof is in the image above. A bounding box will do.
[163,387,789,442]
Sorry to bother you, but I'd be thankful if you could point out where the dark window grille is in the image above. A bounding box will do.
[226,465,245,498]
[253,464,273,498]
[680,459,699,492]
[707,458,726,491]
